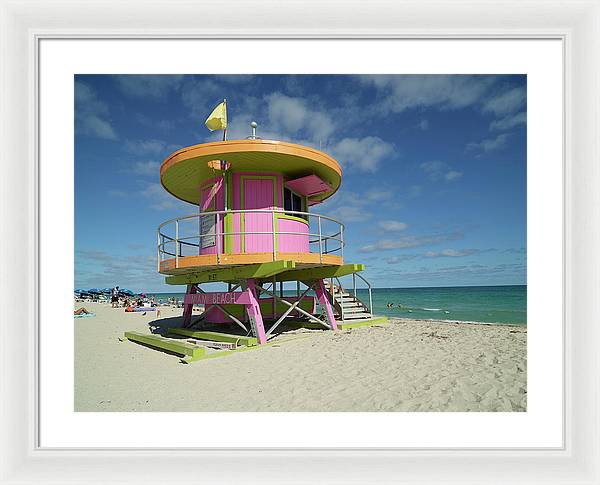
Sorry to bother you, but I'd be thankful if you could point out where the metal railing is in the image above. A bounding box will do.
[157,209,345,270]
[352,272,373,314]
[327,275,373,319]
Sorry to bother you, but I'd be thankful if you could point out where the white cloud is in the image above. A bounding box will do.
[125,139,169,155]
[445,170,463,181]
[386,255,418,264]
[215,75,255,84]
[114,75,184,98]
[358,75,495,114]
[483,87,526,116]
[75,81,117,140]
[76,249,160,292]
[423,248,479,258]
[180,78,223,116]
[130,161,160,177]
[265,93,335,141]
[359,231,463,253]
[377,220,408,231]
[490,111,526,131]
[330,136,394,172]
[135,113,176,131]
[466,133,509,154]
[326,205,371,223]
[365,189,393,202]
[420,161,462,182]
[80,116,117,140]
[140,183,177,210]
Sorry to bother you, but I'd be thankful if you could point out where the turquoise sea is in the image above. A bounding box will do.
[150,285,526,326]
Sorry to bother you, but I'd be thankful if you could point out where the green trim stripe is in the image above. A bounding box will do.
[164,260,295,285]
[223,171,234,253]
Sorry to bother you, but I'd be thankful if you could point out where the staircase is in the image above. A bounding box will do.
[324,280,372,321]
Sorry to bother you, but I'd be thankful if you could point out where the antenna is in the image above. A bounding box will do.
[247,121,261,140]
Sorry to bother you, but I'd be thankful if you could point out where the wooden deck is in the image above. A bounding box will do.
[159,251,344,275]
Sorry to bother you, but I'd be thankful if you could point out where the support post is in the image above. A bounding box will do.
[244,279,267,344]
[175,219,180,268]
[272,276,276,320]
[315,279,338,331]
[296,281,300,317]
[182,284,198,328]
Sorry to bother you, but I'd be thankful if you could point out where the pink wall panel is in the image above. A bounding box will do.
[227,171,309,254]
[277,218,310,253]
[244,178,274,253]
[232,172,283,254]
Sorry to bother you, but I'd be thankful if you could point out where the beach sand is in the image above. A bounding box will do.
[74,302,526,412]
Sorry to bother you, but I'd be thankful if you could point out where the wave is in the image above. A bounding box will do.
[421,308,443,312]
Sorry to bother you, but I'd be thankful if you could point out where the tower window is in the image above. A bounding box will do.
[284,187,304,217]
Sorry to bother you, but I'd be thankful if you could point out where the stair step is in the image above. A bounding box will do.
[341,307,370,314]
[342,305,367,313]
[340,313,373,320]
[340,302,362,308]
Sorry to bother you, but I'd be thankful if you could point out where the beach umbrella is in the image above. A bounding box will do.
[74,289,84,294]
[119,289,134,296]
[101,288,112,294]
[88,288,101,294]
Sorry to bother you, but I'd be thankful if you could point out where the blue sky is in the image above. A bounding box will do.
[75,74,526,292]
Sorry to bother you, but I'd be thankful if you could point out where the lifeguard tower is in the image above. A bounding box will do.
[154,120,381,348]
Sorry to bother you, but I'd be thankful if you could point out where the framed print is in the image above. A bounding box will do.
[1,0,599,484]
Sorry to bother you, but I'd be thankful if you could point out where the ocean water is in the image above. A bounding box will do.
[150,285,526,326]
[359,285,526,325]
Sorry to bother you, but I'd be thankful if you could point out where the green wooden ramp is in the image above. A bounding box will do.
[124,331,206,359]
[336,316,389,330]
[168,328,258,347]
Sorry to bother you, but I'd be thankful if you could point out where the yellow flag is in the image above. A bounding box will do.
[205,101,227,131]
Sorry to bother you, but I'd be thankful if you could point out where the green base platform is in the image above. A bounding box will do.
[335,315,389,330]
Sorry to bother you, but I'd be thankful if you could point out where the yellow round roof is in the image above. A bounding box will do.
[160,139,342,205]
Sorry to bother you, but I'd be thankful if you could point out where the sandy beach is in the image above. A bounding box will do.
[74,302,526,412]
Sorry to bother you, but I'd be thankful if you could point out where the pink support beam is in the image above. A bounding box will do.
[182,284,198,328]
[245,279,267,344]
[315,279,338,331]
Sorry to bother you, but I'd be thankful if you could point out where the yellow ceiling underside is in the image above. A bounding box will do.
[160,139,343,205]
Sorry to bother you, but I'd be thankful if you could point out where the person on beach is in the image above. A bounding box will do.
[111,286,119,308]
[74,307,92,315]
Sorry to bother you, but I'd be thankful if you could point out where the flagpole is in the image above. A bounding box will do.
[222,98,228,221]
[222,98,227,141]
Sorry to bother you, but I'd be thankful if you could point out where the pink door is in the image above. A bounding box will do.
[243,179,275,253]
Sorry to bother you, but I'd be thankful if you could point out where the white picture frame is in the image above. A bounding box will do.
[1,0,598,483]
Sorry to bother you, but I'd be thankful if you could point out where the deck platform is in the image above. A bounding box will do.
[160,252,344,276]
